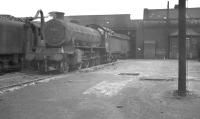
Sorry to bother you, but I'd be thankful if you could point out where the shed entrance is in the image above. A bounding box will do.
[169,29,200,59]
[144,40,156,59]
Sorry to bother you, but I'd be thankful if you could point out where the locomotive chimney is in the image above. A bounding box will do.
[49,11,65,20]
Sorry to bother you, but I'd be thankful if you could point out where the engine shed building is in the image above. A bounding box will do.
[135,7,200,59]
[66,7,200,59]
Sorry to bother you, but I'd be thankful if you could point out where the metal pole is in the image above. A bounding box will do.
[166,1,170,58]
[178,0,187,96]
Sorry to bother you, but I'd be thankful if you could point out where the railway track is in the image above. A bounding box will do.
[0,72,55,95]
[0,61,118,95]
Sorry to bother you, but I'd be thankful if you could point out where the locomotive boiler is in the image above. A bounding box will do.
[27,12,130,73]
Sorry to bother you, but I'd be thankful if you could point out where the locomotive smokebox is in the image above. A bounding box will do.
[49,11,65,20]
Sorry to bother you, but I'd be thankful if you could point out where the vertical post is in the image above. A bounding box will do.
[166,1,170,58]
[178,0,187,96]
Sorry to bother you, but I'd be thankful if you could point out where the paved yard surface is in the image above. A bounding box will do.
[0,59,200,119]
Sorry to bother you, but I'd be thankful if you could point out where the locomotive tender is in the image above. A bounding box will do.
[0,15,33,72]
[0,10,44,73]
[26,12,130,73]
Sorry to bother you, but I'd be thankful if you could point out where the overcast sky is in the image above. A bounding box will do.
[1,0,200,19]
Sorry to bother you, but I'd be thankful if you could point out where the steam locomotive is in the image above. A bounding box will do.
[25,12,130,73]
[0,10,44,73]
[0,15,31,72]
[0,10,130,73]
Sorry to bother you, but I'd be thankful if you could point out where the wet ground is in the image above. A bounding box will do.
[0,59,200,119]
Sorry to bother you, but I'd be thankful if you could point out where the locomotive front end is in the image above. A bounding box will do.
[44,19,67,47]
[33,12,70,72]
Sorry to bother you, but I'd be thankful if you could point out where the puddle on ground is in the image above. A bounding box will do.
[140,77,175,81]
[118,73,140,76]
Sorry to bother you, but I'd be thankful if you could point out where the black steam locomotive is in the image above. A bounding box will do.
[0,10,43,73]
[0,15,29,72]
[26,12,130,73]
[0,10,130,73]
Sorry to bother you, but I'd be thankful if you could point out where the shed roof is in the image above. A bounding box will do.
[67,14,131,29]
[144,7,200,20]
